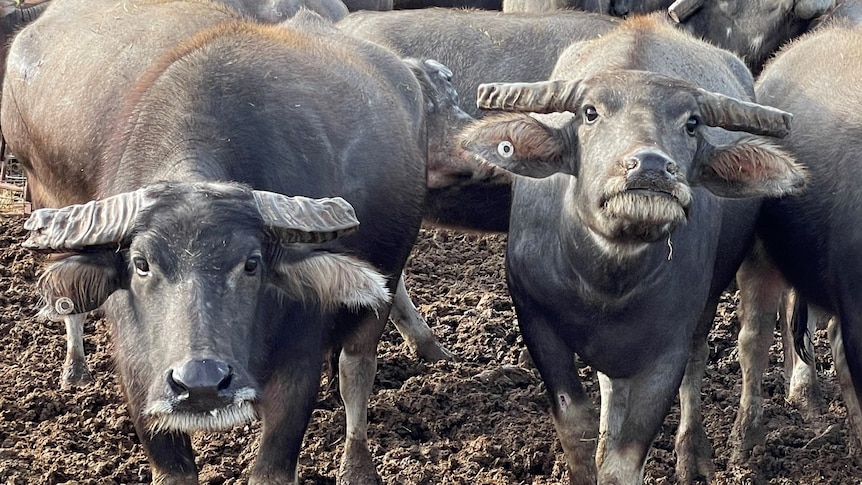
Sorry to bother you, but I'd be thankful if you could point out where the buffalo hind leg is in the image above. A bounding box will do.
[61,313,93,389]
[389,274,454,362]
[780,291,822,415]
[675,302,716,484]
[338,309,390,484]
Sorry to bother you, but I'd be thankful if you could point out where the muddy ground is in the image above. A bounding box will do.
[0,214,860,484]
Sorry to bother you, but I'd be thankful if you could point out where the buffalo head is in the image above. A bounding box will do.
[24,181,390,433]
[460,70,806,245]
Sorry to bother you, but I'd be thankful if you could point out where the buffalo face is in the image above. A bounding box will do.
[460,70,805,246]
[25,181,390,433]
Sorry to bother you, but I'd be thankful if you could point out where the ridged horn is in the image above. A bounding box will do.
[252,191,359,244]
[23,189,153,251]
[667,0,704,23]
[476,80,581,114]
[695,89,793,138]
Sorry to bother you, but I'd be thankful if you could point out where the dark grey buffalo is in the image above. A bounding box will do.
[458,14,805,484]
[733,14,862,463]
[3,1,472,481]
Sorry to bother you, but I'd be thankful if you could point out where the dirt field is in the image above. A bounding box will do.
[1,214,860,484]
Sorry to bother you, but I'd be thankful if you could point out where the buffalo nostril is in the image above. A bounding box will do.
[168,359,233,399]
[626,151,677,178]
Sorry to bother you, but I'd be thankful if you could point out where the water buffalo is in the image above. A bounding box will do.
[734,13,862,462]
[458,14,805,484]
[3,2,472,482]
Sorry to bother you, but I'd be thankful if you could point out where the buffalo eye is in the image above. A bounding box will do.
[583,105,599,123]
[133,257,150,277]
[497,141,514,158]
[685,116,699,136]
[244,256,260,275]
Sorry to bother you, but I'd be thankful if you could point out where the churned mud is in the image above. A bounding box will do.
[0,215,859,484]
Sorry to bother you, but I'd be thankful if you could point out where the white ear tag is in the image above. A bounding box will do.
[497,141,514,158]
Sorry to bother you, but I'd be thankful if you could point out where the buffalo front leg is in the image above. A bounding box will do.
[732,251,785,462]
[338,310,390,485]
[389,274,454,362]
[520,316,598,485]
[126,399,198,484]
[675,302,717,484]
[61,313,94,389]
[596,348,688,485]
[251,352,323,484]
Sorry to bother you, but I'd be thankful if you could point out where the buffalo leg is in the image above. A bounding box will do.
[828,317,862,456]
[733,251,785,462]
[675,303,716,484]
[596,348,687,485]
[389,274,454,362]
[251,352,323,484]
[520,315,597,485]
[780,291,822,414]
[338,309,390,484]
[61,313,93,389]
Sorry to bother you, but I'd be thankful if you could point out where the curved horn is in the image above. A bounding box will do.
[476,80,581,114]
[23,189,153,251]
[667,0,704,23]
[793,0,834,20]
[252,191,359,244]
[695,89,793,138]
[0,0,50,29]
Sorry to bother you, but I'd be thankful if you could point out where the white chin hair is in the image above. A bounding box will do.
[146,389,259,434]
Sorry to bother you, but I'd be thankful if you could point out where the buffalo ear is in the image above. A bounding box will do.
[695,136,807,198]
[269,252,391,313]
[459,112,569,179]
[36,252,123,321]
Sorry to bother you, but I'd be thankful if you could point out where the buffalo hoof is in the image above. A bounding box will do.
[339,439,381,485]
[411,338,455,362]
[151,472,199,485]
[675,425,715,484]
[786,368,823,417]
[61,361,94,389]
[730,407,765,465]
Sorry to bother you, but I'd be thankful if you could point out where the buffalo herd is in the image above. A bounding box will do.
[1,0,860,483]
